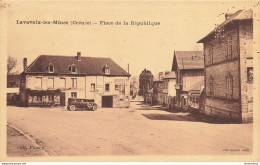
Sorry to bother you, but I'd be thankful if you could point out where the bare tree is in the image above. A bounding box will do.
[7,56,17,73]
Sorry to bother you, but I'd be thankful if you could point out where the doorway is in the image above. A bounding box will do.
[102,96,113,107]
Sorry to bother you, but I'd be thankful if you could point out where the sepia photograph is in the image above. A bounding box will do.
[0,0,259,162]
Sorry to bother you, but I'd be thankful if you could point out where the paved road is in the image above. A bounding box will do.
[7,102,253,156]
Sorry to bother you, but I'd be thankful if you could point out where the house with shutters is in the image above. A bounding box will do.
[197,9,253,123]
[19,52,131,108]
[171,51,204,111]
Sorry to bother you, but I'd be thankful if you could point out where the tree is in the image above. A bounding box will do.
[138,69,153,96]
[7,56,17,73]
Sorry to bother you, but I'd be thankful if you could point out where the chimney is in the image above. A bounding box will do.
[159,72,163,81]
[77,52,81,61]
[225,13,233,20]
[23,58,27,71]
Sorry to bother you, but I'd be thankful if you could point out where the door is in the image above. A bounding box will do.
[102,96,113,107]
[60,92,65,106]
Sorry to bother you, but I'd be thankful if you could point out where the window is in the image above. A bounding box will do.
[104,65,110,75]
[69,64,77,73]
[36,96,42,101]
[105,83,110,92]
[48,78,54,87]
[247,67,253,83]
[71,78,77,88]
[209,76,213,95]
[227,36,232,60]
[48,95,54,102]
[60,78,66,87]
[226,73,233,99]
[47,64,54,73]
[115,85,119,90]
[209,45,214,64]
[118,85,125,94]
[36,77,42,87]
[91,83,96,92]
[71,92,77,98]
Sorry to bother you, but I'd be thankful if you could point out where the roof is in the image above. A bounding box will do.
[162,72,176,79]
[198,9,253,43]
[7,74,20,87]
[172,51,204,71]
[25,55,130,76]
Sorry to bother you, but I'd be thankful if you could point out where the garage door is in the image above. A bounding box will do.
[102,96,113,107]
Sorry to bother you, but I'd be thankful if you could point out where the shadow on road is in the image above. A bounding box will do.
[142,113,240,124]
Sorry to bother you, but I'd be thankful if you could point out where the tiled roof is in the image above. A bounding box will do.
[162,72,176,79]
[25,55,130,76]
[172,51,204,71]
[198,9,253,43]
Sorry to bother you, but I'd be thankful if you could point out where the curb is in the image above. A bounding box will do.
[7,123,51,156]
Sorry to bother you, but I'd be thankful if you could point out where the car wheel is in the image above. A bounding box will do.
[92,105,97,111]
[69,105,76,111]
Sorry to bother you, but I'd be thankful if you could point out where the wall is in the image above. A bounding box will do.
[85,76,130,108]
[239,21,253,123]
[168,79,176,97]
[182,70,204,91]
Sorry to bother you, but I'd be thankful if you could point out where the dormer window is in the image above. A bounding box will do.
[47,63,54,73]
[69,64,77,73]
[103,64,110,75]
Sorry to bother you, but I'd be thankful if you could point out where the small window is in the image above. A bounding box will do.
[227,36,232,60]
[103,65,110,75]
[208,76,213,95]
[105,83,110,92]
[48,65,54,73]
[71,92,77,98]
[71,78,77,88]
[115,85,119,90]
[48,78,54,87]
[91,83,96,92]
[36,77,42,87]
[226,73,233,99]
[69,64,77,73]
[247,67,253,83]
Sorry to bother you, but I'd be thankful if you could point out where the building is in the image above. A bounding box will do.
[152,72,164,105]
[7,74,20,105]
[162,72,176,109]
[197,10,253,123]
[19,52,131,108]
[187,80,204,111]
[171,51,204,111]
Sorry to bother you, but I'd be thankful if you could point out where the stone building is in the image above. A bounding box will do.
[19,52,131,108]
[197,9,253,123]
[171,51,204,111]
[152,72,164,105]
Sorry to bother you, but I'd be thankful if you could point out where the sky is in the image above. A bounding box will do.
[6,1,257,77]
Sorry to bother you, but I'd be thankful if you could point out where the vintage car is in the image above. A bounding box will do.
[67,98,98,111]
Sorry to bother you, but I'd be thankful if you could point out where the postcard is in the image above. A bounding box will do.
[0,0,259,162]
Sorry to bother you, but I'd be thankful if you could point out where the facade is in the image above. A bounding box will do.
[152,72,164,105]
[162,72,176,109]
[20,52,131,108]
[198,10,253,123]
[171,51,204,111]
[187,80,204,111]
[7,74,20,105]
